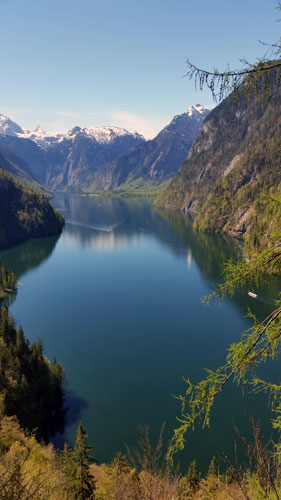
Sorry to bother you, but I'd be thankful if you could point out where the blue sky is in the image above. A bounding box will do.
[1,0,280,137]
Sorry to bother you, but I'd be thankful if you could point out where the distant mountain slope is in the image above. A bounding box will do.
[88,105,209,192]
[0,144,49,194]
[0,110,209,193]
[0,168,64,249]
[41,126,145,191]
[0,133,49,185]
[155,80,281,249]
[0,115,146,191]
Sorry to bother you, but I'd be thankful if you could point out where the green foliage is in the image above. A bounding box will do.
[204,246,281,304]
[186,58,281,103]
[87,177,169,196]
[208,456,219,478]
[0,168,64,250]
[185,459,200,493]
[167,197,281,464]
[72,422,97,500]
[3,415,281,499]
[0,416,68,500]
[0,305,65,441]
[0,263,17,301]
[184,5,281,104]
[168,298,281,458]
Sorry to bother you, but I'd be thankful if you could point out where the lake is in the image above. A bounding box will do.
[0,194,280,473]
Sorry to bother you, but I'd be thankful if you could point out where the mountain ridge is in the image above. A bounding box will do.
[0,108,208,193]
[0,143,50,194]
[86,105,210,193]
[155,79,281,254]
[0,115,146,190]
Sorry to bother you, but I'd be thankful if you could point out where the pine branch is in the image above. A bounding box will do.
[168,305,281,459]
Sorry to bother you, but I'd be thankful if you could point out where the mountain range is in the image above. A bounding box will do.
[0,117,145,190]
[0,106,209,193]
[86,105,210,192]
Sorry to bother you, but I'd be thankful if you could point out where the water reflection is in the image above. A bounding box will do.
[62,225,141,252]
[0,234,60,280]
[53,194,166,250]
[53,194,128,232]
[53,195,281,319]
[187,247,192,268]
[155,208,242,277]
[156,207,281,320]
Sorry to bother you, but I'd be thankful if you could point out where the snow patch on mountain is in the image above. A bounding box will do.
[0,114,24,136]
[33,125,46,135]
[187,104,206,117]
[16,124,144,148]
[60,126,144,144]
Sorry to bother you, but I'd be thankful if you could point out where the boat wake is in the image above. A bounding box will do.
[65,219,124,232]
[248,291,276,306]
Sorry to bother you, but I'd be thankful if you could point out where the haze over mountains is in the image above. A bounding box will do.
[0,106,209,192]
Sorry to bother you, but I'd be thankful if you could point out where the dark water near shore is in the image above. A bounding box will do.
[0,194,280,472]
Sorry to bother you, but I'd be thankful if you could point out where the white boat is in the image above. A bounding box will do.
[248,291,258,298]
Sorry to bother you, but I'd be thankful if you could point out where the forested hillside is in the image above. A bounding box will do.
[1,414,281,499]
[0,168,64,250]
[155,72,281,256]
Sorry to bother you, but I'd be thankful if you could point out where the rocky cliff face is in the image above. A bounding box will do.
[42,127,145,191]
[155,81,281,244]
[88,105,209,192]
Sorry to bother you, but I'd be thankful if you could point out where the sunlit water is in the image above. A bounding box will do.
[0,194,280,473]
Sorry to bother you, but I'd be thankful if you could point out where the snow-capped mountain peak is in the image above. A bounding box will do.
[85,126,143,143]
[0,113,144,148]
[33,125,46,135]
[0,114,24,136]
[187,104,206,117]
[60,125,144,144]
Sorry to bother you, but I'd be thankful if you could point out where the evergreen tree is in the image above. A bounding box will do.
[0,305,65,440]
[185,458,200,493]
[208,456,219,477]
[72,422,97,500]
